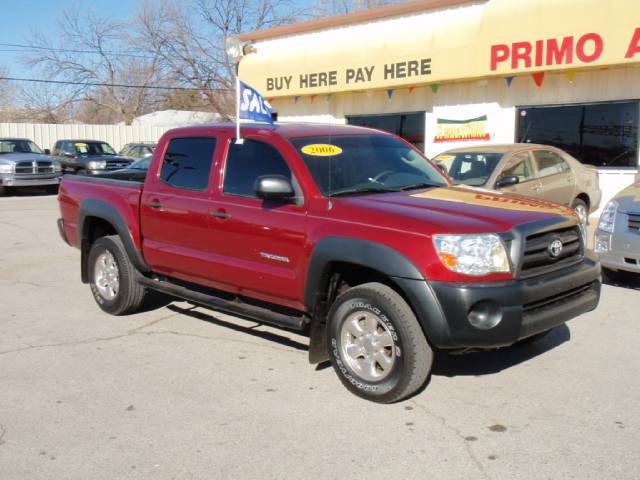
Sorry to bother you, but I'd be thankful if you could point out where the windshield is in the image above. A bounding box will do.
[434,152,504,186]
[0,139,44,154]
[290,134,447,196]
[130,155,151,170]
[73,142,116,156]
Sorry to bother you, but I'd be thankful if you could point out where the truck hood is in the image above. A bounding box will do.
[335,186,576,234]
[73,155,132,163]
[613,182,640,213]
[0,152,55,163]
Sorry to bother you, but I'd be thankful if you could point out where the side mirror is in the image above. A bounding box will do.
[44,148,50,155]
[254,175,295,200]
[495,175,520,189]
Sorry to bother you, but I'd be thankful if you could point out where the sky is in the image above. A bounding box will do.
[0,0,138,77]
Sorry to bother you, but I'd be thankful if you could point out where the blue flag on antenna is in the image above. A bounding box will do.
[239,81,273,124]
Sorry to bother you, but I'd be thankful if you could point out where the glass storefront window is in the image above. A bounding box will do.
[517,101,639,168]
[347,112,425,150]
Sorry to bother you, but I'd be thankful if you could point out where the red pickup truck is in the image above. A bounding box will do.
[57,123,601,403]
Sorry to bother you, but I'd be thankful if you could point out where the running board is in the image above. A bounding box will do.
[139,276,308,331]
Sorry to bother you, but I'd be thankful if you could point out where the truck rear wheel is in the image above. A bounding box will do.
[88,235,147,315]
[327,282,433,403]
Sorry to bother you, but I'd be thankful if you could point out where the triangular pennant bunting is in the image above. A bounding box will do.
[408,86,415,94]
[430,84,440,94]
[532,71,545,87]
[566,71,576,83]
[310,95,316,103]
[293,96,300,104]
[386,89,394,99]
[505,76,514,87]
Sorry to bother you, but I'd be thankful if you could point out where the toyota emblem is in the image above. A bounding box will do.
[548,238,563,258]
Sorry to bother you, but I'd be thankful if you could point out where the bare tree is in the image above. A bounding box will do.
[312,0,401,16]
[136,0,305,119]
[26,7,164,124]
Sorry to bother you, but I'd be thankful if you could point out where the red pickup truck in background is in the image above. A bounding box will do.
[57,123,601,403]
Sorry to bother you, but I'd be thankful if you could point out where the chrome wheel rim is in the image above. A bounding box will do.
[574,204,588,225]
[94,251,119,300]
[339,310,396,382]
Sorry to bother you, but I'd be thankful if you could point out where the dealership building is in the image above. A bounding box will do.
[239,0,640,217]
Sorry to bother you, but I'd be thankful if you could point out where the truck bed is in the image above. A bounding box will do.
[58,174,144,251]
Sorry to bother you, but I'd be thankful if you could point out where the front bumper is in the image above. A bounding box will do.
[395,251,601,349]
[597,233,640,274]
[0,173,61,187]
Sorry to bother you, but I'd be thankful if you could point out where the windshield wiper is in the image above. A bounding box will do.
[329,186,400,197]
[397,181,442,191]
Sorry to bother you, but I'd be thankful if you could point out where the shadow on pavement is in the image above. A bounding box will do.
[603,269,640,291]
[432,324,571,377]
[166,304,572,378]
[1,187,57,197]
[166,303,309,352]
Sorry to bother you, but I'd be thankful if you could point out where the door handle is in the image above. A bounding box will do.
[210,210,230,220]
[146,201,162,209]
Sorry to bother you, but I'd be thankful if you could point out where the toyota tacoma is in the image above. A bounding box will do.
[57,123,601,402]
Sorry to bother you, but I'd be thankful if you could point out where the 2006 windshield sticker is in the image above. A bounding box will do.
[301,144,343,156]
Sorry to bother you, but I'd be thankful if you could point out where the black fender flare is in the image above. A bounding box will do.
[78,198,150,282]
[304,237,445,363]
[304,237,425,312]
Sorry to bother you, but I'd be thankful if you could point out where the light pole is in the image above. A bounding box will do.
[225,36,257,144]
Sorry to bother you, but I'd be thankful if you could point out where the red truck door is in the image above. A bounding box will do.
[140,136,221,282]
[208,136,308,309]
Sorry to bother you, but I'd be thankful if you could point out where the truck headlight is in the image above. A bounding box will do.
[87,161,107,170]
[598,201,618,233]
[0,164,14,173]
[433,234,511,276]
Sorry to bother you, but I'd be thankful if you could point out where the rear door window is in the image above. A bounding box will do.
[160,137,217,191]
[533,150,570,177]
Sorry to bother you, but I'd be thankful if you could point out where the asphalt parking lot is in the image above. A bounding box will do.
[1,191,639,480]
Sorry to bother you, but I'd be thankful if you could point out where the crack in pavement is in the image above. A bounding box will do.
[0,220,40,240]
[0,324,305,357]
[409,400,490,479]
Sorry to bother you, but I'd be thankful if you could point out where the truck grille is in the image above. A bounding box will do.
[106,161,130,170]
[628,213,640,232]
[14,161,55,175]
[519,226,583,278]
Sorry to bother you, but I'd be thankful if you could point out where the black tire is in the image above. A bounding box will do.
[0,185,5,196]
[327,282,433,403]
[571,198,589,226]
[88,235,148,315]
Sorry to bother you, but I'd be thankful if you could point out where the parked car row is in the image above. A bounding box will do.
[0,137,156,195]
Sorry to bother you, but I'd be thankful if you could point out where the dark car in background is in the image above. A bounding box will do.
[119,143,156,159]
[0,138,62,195]
[434,144,601,225]
[94,155,151,182]
[52,139,133,174]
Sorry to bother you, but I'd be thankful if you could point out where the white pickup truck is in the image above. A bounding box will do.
[0,138,62,195]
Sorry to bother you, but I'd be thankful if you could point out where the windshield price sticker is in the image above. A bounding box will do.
[301,144,343,156]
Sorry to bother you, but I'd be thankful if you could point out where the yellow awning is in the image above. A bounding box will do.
[239,0,640,97]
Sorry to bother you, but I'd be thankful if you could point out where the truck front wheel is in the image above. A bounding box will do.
[327,282,433,403]
[88,235,147,315]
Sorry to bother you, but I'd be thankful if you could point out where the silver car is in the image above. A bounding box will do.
[595,182,640,274]
[0,138,62,195]
[434,144,602,224]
